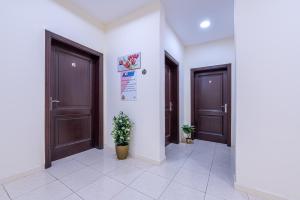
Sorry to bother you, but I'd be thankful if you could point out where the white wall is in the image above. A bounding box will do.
[0,0,105,181]
[105,10,165,162]
[235,1,300,200]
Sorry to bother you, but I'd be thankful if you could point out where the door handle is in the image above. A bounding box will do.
[221,104,228,113]
[50,97,60,110]
[170,101,173,111]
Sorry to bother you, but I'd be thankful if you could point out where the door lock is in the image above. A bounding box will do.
[221,104,228,113]
[50,97,60,110]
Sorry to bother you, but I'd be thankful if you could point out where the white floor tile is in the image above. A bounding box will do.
[215,144,230,154]
[182,158,212,174]
[63,194,82,200]
[0,195,10,200]
[210,165,233,183]
[119,158,154,170]
[0,186,7,197]
[0,187,10,200]
[77,176,126,200]
[248,195,266,200]
[6,140,253,200]
[174,168,209,192]
[164,156,186,168]
[16,181,72,200]
[189,151,214,162]
[72,149,105,165]
[205,194,225,200]
[107,165,144,185]
[60,167,103,191]
[213,154,231,168]
[194,141,215,151]
[47,160,85,179]
[90,157,125,174]
[206,174,248,200]
[166,144,194,156]
[4,171,55,199]
[130,172,170,199]
[102,147,116,157]
[160,182,205,200]
[112,187,153,200]
[146,162,180,179]
[165,143,175,152]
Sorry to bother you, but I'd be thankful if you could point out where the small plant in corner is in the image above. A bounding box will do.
[181,124,195,144]
[112,112,133,160]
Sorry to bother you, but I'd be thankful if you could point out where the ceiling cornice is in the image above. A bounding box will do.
[54,0,160,32]
[104,0,160,32]
[54,0,106,30]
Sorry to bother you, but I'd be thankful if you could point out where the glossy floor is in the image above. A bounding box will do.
[0,140,262,200]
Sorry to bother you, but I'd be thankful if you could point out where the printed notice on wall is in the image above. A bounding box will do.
[121,70,137,101]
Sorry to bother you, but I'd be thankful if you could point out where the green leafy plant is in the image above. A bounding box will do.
[181,124,195,138]
[112,112,133,146]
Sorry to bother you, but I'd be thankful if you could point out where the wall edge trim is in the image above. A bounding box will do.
[234,182,288,200]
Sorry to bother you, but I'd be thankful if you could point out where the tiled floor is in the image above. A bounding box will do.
[1,140,261,200]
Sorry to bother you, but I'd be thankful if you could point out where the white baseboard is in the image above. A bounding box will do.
[0,166,44,185]
[234,182,288,200]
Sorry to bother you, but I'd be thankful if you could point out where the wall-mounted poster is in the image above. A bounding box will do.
[118,52,141,72]
[121,70,137,101]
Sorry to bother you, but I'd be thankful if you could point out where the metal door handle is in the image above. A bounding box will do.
[170,102,173,111]
[221,104,228,113]
[50,97,60,110]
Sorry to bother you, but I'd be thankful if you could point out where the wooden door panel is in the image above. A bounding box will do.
[196,115,223,134]
[54,116,92,146]
[196,73,223,110]
[193,69,228,144]
[56,50,92,108]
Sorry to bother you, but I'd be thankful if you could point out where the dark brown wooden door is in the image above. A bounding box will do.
[193,70,228,144]
[165,64,172,145]
[165,53,179,146]
[50,46,95,161]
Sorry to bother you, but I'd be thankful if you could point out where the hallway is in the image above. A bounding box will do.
[1,141,258,200]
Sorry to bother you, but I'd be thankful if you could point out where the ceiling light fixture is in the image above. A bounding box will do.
[200,20,211,29]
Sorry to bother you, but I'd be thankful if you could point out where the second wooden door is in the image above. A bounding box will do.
[165,53,179,145]
[192,66,230,145]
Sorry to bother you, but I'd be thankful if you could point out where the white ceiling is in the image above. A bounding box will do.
[68,0,155,24]
[162,0,234,45]
[64,0,234,45]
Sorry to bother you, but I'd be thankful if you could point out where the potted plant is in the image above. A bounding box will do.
[182,124,195,144]
[112,112,133,160]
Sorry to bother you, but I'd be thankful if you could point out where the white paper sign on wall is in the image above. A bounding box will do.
[121,70,137,101]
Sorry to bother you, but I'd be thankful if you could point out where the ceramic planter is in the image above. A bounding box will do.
[186,138,193,144]
[115,145,129,160]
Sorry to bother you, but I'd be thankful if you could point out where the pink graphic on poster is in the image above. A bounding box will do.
[118,52,141,72]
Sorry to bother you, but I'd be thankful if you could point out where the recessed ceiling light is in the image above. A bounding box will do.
[200,20,211,29]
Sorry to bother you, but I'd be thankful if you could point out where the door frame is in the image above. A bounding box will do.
[191,64,231,146]
[165,51,180,144]
[45,30,104,168]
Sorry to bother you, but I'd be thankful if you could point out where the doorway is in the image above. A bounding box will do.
[191,64,231,146]
[45,31,103,168]
[165,51,179,146]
